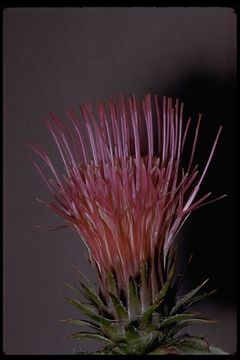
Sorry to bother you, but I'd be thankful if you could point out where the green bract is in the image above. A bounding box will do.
[62,253,227,355]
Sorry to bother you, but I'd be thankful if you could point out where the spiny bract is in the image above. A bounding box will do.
[63,252,226,355]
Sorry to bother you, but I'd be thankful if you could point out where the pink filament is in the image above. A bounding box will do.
[26,94,224,285]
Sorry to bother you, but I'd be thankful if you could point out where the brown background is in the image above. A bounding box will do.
[3,7,236,354]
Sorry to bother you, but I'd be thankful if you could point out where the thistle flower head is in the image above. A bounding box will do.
[26,94,224,299]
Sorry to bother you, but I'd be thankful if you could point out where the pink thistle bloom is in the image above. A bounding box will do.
[26,94,225,301]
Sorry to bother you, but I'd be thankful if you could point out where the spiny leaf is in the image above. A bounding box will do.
[64,281,92,307]
[171,334,210,354]
[170,279,209,315]
[139,301,162,329]
[107,343,133,355]
[128,276,141,319]
[79,280,106,310]
[70,263,94,286]
[140,262,151,311]
[171,253,193,296]
[184,289,217,310]
[69,264,106,310]
[139,265,174,328]
[127,331,160,355]
[64,280,105,312]
[106,272,118,297]
[125,324,141,341]
[66,331,113,344]
[140,331,160,352]
[64,281,82,294]
[109,292,128,321]
[64,297,113,327]
[64,297,126,342]
[158,312,201,329]
[168,318,215,337]
[148,346,179,355]
[59,318,100,331]
[155,264,175,303]
[208,346,229,355]
[165,243,177,276]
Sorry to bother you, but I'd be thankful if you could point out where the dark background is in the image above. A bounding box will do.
[3,7,236,354]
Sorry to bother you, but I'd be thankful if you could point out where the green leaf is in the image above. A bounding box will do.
[208,346,229,355]
[168,317,215,337]
[67,266,107,311]
[165,243,177,276]
[129,331,160,355]
[140,262,151,311]
[108,343,133,355]
[70,264,93,286]
[128,276,141,319]
[105,271,119,299]
[79,280,106,310]
[64,282,82,294]
[155,264,175,303]
[66,331,113,344]
[64,297,113,327]
[125,324,141,342]
[109,292,128,321]
[170,278,209,315]
[171,334,210,354]
[148,346,179,355]
[65,298,124,342]
[184,289,217,310]
[171,254,193,296]
[139,302,162,329]
[139,265,174,328]
[158,312,201,329]
[59,318,100,331]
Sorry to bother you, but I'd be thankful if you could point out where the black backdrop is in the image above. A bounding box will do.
[3,7,236,354]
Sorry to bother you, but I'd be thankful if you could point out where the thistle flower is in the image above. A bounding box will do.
[26,94,227,355]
